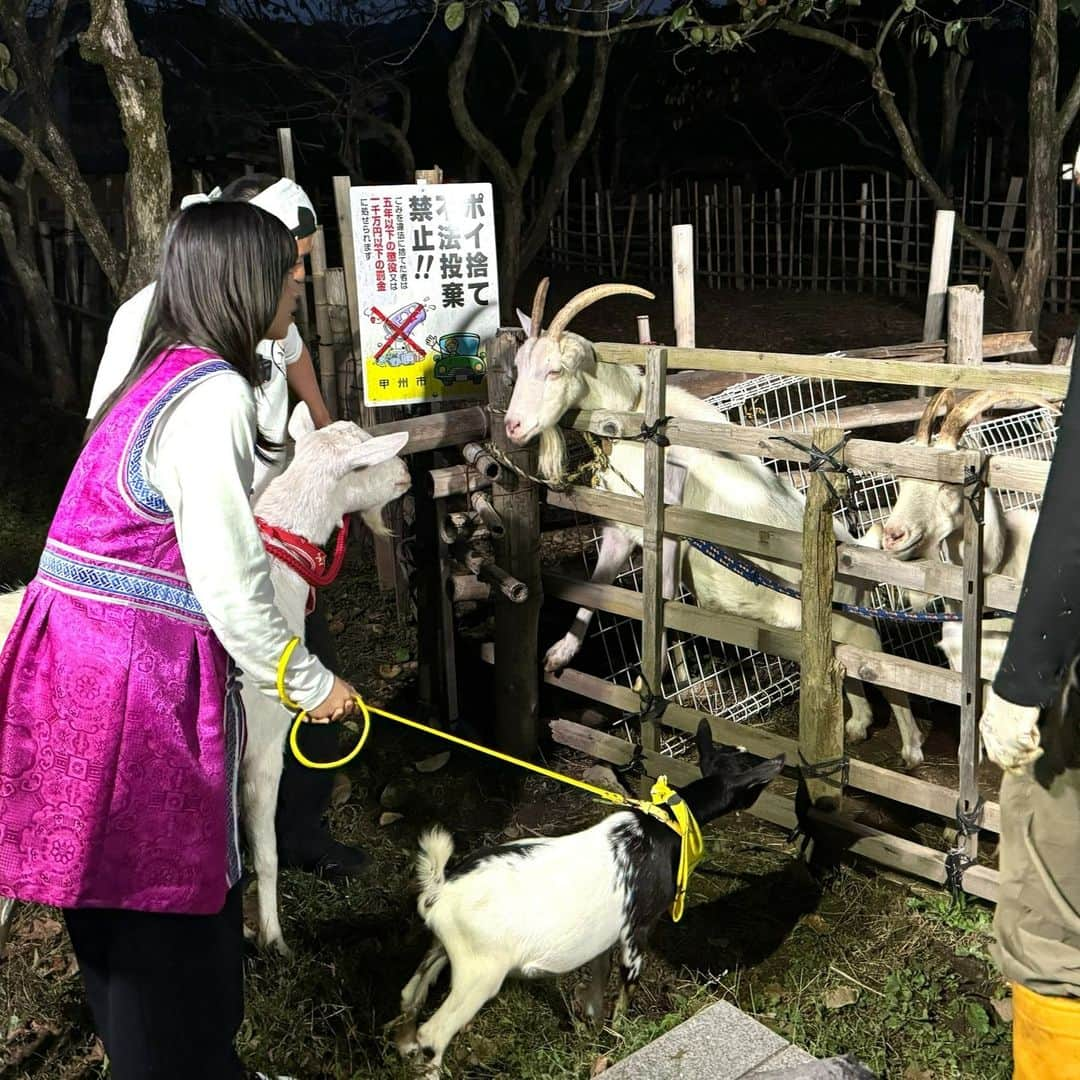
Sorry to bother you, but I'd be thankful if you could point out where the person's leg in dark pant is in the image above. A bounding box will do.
[275,593,367,879]
[63,885,246,1080]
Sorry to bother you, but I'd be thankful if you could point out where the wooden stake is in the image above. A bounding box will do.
[957,446,985,873]
[811,169,823,289]
[488,328,542,757]
[672,225,695,348]
[308,227,339,420]
[620,193,638,279]
[899,180,913,297]
[799,426,847,812]
[946,284,984,367]
[640,346,669,755]
[277,127,310,336]
[733,185,745,291]
[856,182,869,294]
[922,209,956,344]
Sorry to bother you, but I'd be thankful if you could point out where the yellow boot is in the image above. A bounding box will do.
[1012,982,1080,1079]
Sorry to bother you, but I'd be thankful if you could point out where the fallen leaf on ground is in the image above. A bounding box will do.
[991,997,1014,1022]
[379,663,402,680]
[379,812,405,827]
[415,751,451,774]
[591,1056,611,1076]
[822,986,859,1010]
[802,913,830,934]
[330,773,352,809]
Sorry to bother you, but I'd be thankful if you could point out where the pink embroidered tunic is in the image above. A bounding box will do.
[0,349,247,914]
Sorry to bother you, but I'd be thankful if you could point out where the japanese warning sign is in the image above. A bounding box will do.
[351,183,499,407]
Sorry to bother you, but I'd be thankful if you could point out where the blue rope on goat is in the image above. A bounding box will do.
[686,537,991,624]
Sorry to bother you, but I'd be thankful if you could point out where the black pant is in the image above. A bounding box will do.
[63,885,245,1080]
[275,594,341,862]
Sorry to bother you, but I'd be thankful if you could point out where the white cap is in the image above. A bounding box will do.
[180,177,318,238]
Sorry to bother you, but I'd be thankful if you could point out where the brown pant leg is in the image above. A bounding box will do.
[993,764,1080,997]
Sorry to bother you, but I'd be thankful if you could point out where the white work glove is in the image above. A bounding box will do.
[980,686,1043,771]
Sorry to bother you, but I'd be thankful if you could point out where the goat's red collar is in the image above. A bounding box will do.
[256,515,350,615]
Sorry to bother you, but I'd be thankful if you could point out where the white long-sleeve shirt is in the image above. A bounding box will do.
[87,282,303,502]
[147,365,333,711]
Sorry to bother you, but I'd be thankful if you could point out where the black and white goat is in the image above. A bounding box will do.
[393,719,784,1076]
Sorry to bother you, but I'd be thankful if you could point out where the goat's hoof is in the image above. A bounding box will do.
[901,746,925,770]
[393,1023,420,1060]
[845,719,871,744]
[571,985,605,1030]
[544,635,580,673]
[265,936,293,959]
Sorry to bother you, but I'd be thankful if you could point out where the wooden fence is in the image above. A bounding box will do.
[475,286,1071,900]
[540,143,1080,312]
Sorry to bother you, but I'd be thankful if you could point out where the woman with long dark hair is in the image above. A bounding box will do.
[0,201,355,1079]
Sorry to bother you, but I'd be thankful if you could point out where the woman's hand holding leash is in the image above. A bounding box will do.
[306,676,359,724]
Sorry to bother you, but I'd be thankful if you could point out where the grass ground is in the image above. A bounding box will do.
[0,286,1016,1078]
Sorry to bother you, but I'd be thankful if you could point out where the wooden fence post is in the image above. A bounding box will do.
[640,346,669,756]
[672,225,695,348]
[956,446,986,878]
[308,226,339,420]
[947,284,984,367]
[799,426,847,811]
[276,127,311,338]
[332,177,408,609]
[488,328,542,757]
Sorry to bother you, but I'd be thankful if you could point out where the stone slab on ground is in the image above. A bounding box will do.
[601,1001,815,1080]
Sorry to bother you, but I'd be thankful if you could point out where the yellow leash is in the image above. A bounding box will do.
[276,637,702,920]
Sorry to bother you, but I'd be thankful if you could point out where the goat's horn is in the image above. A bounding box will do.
[913,388,958,446]
[937,388,1059,448]
[546,283,655,339]
[529,277,550,338]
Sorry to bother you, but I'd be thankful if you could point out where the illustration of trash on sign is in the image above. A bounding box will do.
[364,299,436,368]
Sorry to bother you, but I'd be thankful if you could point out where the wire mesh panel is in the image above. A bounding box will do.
[566,374,843,732]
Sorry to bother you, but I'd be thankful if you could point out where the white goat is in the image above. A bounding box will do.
[242,404,410,955]
[393,719,784,1077]
[881,388,1051,684]
[504,279,924,766]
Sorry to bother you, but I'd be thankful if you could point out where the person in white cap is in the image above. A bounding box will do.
[86,173,369,884]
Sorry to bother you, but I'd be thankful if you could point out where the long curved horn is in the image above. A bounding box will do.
[529,277,550,338]
[546,283,655,339]
[913,388,958,446]
[937,388,1059,448]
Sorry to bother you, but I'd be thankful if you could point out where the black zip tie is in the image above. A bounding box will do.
[629,673,669,725]
[613,740,646,780]
[956,796,985,837]
[797,749,850,788]
[945,848,973,893]
[964,463,987,526]
[634,415,673,447]
[771,432,852,502]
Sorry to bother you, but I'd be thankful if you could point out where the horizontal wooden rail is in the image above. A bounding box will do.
[546,486,1023,612]
[594,342,1072,396]
[566,411,1050,494]
[480,646,1000,832]
[370,406,487,455]
[548,717,999,898]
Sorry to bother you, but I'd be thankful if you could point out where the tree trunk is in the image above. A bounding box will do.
[0,202,76,407]
[1011,0,1060,334]
[80,0,171,299]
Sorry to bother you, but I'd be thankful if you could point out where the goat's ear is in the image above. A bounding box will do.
[516,308,533,337]
[695,717,713,764]
[288,401,316,442]
[345,431,409,470]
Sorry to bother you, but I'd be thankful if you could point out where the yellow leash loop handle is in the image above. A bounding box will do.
[277,637,372,771]
[275,639,704,913]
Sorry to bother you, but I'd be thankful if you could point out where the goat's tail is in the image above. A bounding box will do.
[416,826,455,906]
